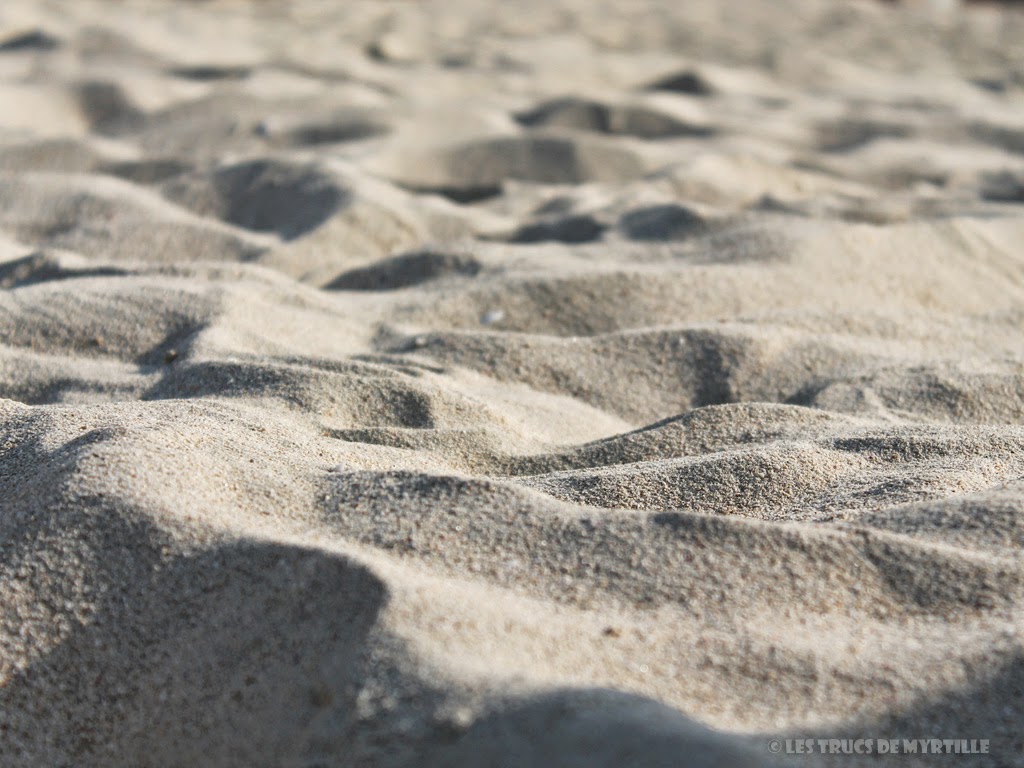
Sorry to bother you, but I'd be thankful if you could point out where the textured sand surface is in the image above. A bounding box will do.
[1,0,1024,766]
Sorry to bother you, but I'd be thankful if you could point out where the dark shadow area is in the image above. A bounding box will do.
[399,183,504,204]
[325,250,481,291]
[435,135,647,190]
[75,80,145,135]
[516,97,715,140]
[100,158,192,185]
[0,29,60,53]
[970,122,1024,156]
[263,118,390,146]
[156,158,352,240]
[0,423,388,765]
[516,97,612,132]
[506,213,607,244]
[432,687,766,768]
[979,171,1024,203]
[168,64,251,81]
[643,70,715,96]
[212,160,350,239]
[0,251,129,289]
[760,653,1024,767]
[619,204,706,241]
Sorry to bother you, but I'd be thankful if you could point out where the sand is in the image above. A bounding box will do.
[1,0,1023,765]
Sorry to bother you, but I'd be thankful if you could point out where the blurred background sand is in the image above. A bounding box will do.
[1,1,1023,765]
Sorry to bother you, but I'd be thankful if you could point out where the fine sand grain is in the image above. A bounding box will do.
[1,0,1024,766]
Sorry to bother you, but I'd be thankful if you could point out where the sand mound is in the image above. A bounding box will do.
[374,134,653,202]
[2,0,1024,766]
[515,96,714,140]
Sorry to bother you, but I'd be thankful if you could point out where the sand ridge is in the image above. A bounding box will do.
[1,0,1024,766]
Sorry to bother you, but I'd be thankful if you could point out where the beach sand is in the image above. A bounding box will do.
[1,0,1024,765]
